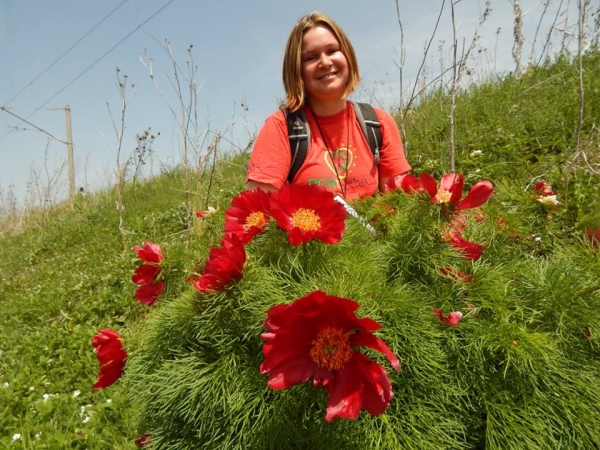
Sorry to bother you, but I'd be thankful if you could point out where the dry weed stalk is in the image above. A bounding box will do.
[25,141,67,216]
[132,128,159,184]
[559,0,574,53]
[139,41,206,229]
[393,0,408,152]
[575,0,590,154]
[395,0,446,154]
[512,0,525,78]
[104,68,136,250]
[0,183,20,237]
[448,0,491,171]
[527,0,552,71]
[538,0,566,65]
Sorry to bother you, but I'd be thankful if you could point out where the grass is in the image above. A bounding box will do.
[1,49,599,448]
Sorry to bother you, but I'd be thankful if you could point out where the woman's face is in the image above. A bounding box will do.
[301,26,349,104]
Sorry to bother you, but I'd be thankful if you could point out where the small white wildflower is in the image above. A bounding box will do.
[105,398,112,404]
[79,405,86,416]
[470,150,483,157]
[29,386,35,391]
[1,382,8,388]
[475,168,481,173]
[46,359,53,364]
[82,415,90,424]
[12,434,21,441]
[534,236,542,243]
[35,432,42,439]
[42,393,56,402]
[73,390,81,397]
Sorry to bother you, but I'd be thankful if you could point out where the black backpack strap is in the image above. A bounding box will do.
[352,101,381,165]
[283,107,311,183]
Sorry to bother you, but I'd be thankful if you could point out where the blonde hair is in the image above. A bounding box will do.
[282,11,360,112]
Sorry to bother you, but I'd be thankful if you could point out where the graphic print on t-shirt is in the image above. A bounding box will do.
[324,146,352,179]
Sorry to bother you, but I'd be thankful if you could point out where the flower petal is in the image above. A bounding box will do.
[457,180,494,210]
[418,173,438,197]
[131,264,161,285]
[91,329,127,389]
[355,353,394,417]
[449,235,483,260]
[135,281,164,306]
[350,328,401,371]
[132,241,163,263]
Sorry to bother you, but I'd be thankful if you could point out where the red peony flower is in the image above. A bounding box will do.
[386,172,493,212]
[260,290,401,421]
[135,433,151,447]
[384,173,435,195]
[383,173,409,192]
[533,181,560,207]
[224,188,271,243]
[583,326,592,340]
[134,281,165,306]
[131,264,161,285]
[448,234,483,260]
[132,241,163,264]
[269,184,348,247]
[439,215,483,260]
[196,206,217,219]
[534,181,556,197]
[585,227,600,246]
[433,308,463,326]
[425,173,494,210]
[92,329,127,389]
[191,234,246,294]
[132,242,164,306]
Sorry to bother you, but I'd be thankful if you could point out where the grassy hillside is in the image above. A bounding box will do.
[1,52,598,448]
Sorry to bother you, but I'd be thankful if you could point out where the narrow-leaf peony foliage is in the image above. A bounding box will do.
[260,290,401,421]
[91,329,127,389]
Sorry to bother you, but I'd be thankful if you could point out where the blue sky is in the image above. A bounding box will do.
[0,0,580,207]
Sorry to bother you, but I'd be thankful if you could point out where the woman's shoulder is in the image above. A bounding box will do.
[350,102,396,124]
[371,106,396,123]
[264,108,286,123]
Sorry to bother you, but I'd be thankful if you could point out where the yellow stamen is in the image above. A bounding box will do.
[291,208,321,232]
[436,189,452,203]
[245,211,268,229]
[309,327,353,370]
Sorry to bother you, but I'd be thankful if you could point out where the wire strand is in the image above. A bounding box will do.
[1,0,130,107]
[0,0,176,142]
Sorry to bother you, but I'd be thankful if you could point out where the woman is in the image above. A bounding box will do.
[246,11,411,201]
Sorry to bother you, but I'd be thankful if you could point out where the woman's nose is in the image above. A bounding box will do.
[318,53,332,67]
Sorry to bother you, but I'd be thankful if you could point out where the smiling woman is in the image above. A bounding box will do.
[246,11,411,201]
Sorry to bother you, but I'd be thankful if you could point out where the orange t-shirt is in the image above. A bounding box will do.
[246,102,411,201]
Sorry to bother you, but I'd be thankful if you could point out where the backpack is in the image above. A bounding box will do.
[283,101,382,183]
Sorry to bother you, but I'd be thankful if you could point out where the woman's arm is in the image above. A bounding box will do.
[246,180,279,192]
